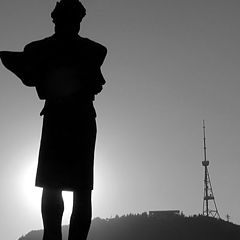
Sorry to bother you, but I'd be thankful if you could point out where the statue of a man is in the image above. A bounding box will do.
[0,1,107,240]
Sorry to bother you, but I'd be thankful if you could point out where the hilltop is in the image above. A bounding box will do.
[18,212,240,240]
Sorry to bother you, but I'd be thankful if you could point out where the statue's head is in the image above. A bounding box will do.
[51,0,86,35]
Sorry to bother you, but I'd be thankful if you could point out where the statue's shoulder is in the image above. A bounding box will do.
[79,37,107,55]
[24,36,54,53]
[79,37,107,66]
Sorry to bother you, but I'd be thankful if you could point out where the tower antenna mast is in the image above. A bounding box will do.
[202,120,220,218]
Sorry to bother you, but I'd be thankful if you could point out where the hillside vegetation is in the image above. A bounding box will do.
[19,212,240,240]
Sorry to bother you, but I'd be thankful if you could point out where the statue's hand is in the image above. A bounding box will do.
[0,51,11,56]
[0,51,16,65]
[0,51,35,86]
[0,51,8,61]
[0,51,5,57]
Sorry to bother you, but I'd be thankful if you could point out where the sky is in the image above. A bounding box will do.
[1,0,240,239]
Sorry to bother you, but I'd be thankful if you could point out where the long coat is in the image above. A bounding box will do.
[1,34,107,190]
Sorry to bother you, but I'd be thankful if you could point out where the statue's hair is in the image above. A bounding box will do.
[51,0,86,23]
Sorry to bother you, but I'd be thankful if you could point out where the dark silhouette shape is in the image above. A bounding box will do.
[0,0,107,240]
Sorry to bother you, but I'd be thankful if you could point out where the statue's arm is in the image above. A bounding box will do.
[0,51,35,86]
[93,45,107,94]
[95,45,107,67]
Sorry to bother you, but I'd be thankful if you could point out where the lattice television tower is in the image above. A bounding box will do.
[202,120,220,219]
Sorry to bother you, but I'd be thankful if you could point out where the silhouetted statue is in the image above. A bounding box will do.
[0,1,107,240]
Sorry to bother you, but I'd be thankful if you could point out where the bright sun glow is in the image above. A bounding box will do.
[18,154,107,220]
[19,161,73,219]
[20,162,42,212]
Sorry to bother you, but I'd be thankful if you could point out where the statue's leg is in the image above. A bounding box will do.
[68,190,92,240]
[41,188,64,240]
